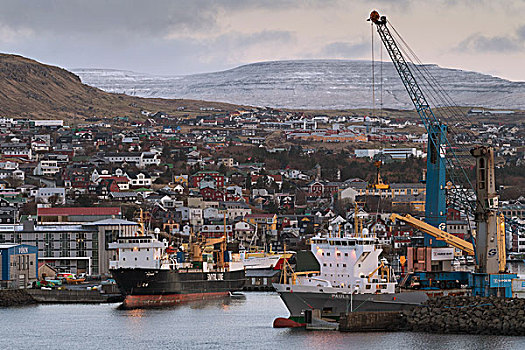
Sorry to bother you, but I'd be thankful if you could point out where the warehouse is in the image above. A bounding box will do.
[0,244,38,289]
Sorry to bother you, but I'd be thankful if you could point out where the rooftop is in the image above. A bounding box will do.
[37,207,121,217]
[86,218,139,226]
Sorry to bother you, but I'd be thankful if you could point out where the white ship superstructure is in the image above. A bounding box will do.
[109,234,168,270]
[277,232,396,294]
[307,234,395,293]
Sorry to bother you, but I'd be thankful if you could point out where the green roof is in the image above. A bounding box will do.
[133,188,153,192]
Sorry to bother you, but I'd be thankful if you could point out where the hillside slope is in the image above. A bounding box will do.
[0,54,241,120]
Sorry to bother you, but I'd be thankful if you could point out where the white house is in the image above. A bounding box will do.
[36,188,66,204]
[129,172,152,188]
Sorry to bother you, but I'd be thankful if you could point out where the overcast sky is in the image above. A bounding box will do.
[0,0,524,80]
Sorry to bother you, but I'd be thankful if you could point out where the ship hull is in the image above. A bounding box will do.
[275,284,428,321]
[111,268,246,308]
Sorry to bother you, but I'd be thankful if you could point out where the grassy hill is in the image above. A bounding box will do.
[0,53,243,121]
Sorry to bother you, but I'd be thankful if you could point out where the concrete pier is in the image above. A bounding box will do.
[339,311,406,332]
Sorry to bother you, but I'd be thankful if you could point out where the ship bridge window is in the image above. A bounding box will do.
[329,241,334,246]
[335,241,342,246]
[342,241,348,246]
[348,241,355,246]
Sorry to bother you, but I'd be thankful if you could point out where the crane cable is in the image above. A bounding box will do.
[387,20,475,161]
[380,40,384,116]
[385,19,479,220]
[371,22,375,118]
[389,22,476,145]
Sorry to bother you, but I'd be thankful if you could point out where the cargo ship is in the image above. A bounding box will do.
[109,233,246,308]
[273,228,428,326]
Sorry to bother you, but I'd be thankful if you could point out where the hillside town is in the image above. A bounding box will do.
[0,108,524,286]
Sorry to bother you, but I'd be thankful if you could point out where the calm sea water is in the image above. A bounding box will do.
[1,292,525,350]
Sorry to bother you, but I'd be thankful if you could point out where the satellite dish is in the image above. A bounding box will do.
[154,228,161,234]
[362,228,369,236]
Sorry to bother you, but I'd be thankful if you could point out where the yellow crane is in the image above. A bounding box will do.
[389,213,475,256]
[369,160,389,190]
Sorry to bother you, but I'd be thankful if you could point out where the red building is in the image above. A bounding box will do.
[191,170,225,188]
[200,187,225,201]
[307,181,340,197]
[37,207,122,223]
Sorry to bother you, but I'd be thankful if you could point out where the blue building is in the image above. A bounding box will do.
[0,244,38,289]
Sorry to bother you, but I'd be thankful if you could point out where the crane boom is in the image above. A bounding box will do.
[390,213,474,255]
[369,11,447,233]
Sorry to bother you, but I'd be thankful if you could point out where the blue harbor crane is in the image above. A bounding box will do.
[369,10,516,297]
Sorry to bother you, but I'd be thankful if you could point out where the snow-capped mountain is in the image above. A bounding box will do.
[72,60,525,110]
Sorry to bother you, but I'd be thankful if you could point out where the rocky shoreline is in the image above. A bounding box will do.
[407,296,525,335]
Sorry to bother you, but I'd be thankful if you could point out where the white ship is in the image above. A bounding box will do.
[273,229,427,323]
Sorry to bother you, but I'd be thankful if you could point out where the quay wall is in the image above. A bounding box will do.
[339,311,406,332]
[0,289,37,307]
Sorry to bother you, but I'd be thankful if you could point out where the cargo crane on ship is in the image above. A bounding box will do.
[369,10,516,296]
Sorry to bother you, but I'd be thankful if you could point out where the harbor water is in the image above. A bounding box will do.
[1,292,525,350]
